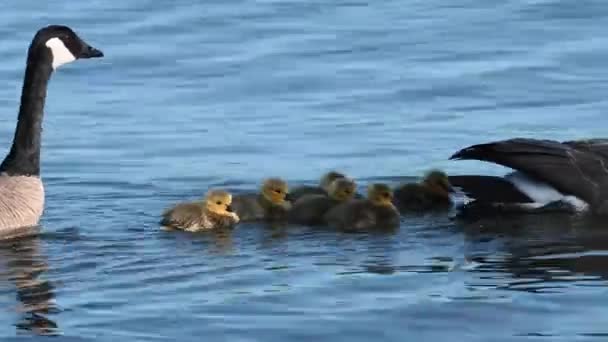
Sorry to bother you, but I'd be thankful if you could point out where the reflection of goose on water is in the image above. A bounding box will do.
[459,214,608,292]
[0,233,58,335]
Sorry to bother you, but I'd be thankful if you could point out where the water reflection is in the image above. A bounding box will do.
[258,225,290,250]
[456,213,608,292]
[207,229,235,255]
[160,227,235,255]
[0,230,59,336]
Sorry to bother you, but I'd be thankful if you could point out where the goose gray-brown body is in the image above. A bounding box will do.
[0,25,102,235]
[0,177,44,234]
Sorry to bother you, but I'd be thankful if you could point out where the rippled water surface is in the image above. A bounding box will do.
[2,0,608,340]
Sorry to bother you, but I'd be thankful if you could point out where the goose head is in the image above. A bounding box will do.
[30,25,103,70]
[367,183,395,207]
[204,190,235,217]
[320,171,346,192]
[261,178,290,205]
[422,169,454,198]
[328,178,357,202]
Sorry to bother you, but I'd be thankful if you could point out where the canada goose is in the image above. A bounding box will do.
[230,178,291,222]
[288,177,357,225]
[393,169,454,212]
[160,190,239,231]
[0,25,102,234]
[449,138,607,215]
[289,171,346,202]
[324,183,400,231]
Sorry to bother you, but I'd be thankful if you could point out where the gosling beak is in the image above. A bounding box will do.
[80,43,104,59]
[284,193,293,202]
[226,205,234,213]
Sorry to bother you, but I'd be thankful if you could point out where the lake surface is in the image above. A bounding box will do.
[1,0,608,340]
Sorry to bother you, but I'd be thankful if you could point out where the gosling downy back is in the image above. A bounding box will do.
[394,169,454,212]
[0,25,102,235]
[231,177,291,222]
[160,190,238,231]
[290,171,347,202]
[289,178,357,225]
[324,183,399,231]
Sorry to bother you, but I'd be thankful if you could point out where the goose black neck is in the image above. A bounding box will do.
[0,48,53,176]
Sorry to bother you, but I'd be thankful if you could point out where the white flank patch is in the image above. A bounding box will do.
[452,190,474,206]
[505,172,589,211]
[45,37,76,69]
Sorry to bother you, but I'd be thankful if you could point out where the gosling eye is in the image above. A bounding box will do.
[274,189,282,194]
[383,193,390,198]
[216,201,223,205]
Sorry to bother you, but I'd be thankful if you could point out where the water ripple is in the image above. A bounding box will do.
[0,0,607,340]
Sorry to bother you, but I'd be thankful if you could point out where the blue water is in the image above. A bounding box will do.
[1,0,608,340]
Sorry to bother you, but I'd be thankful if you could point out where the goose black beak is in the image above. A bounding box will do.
[80,44,103,59]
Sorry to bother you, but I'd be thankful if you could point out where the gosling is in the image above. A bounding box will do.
[288,177,357,226]
[324,183,400,231]
[289,171,346,202]
[393,169,454,212]
[160,190,239,232]
[230,178,291,222]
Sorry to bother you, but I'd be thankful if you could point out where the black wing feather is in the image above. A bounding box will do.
[448,175,533,203]
[563,138,608,159]
[450,138,608,207]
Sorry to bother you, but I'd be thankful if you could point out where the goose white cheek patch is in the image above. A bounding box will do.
[45,37,76,69]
